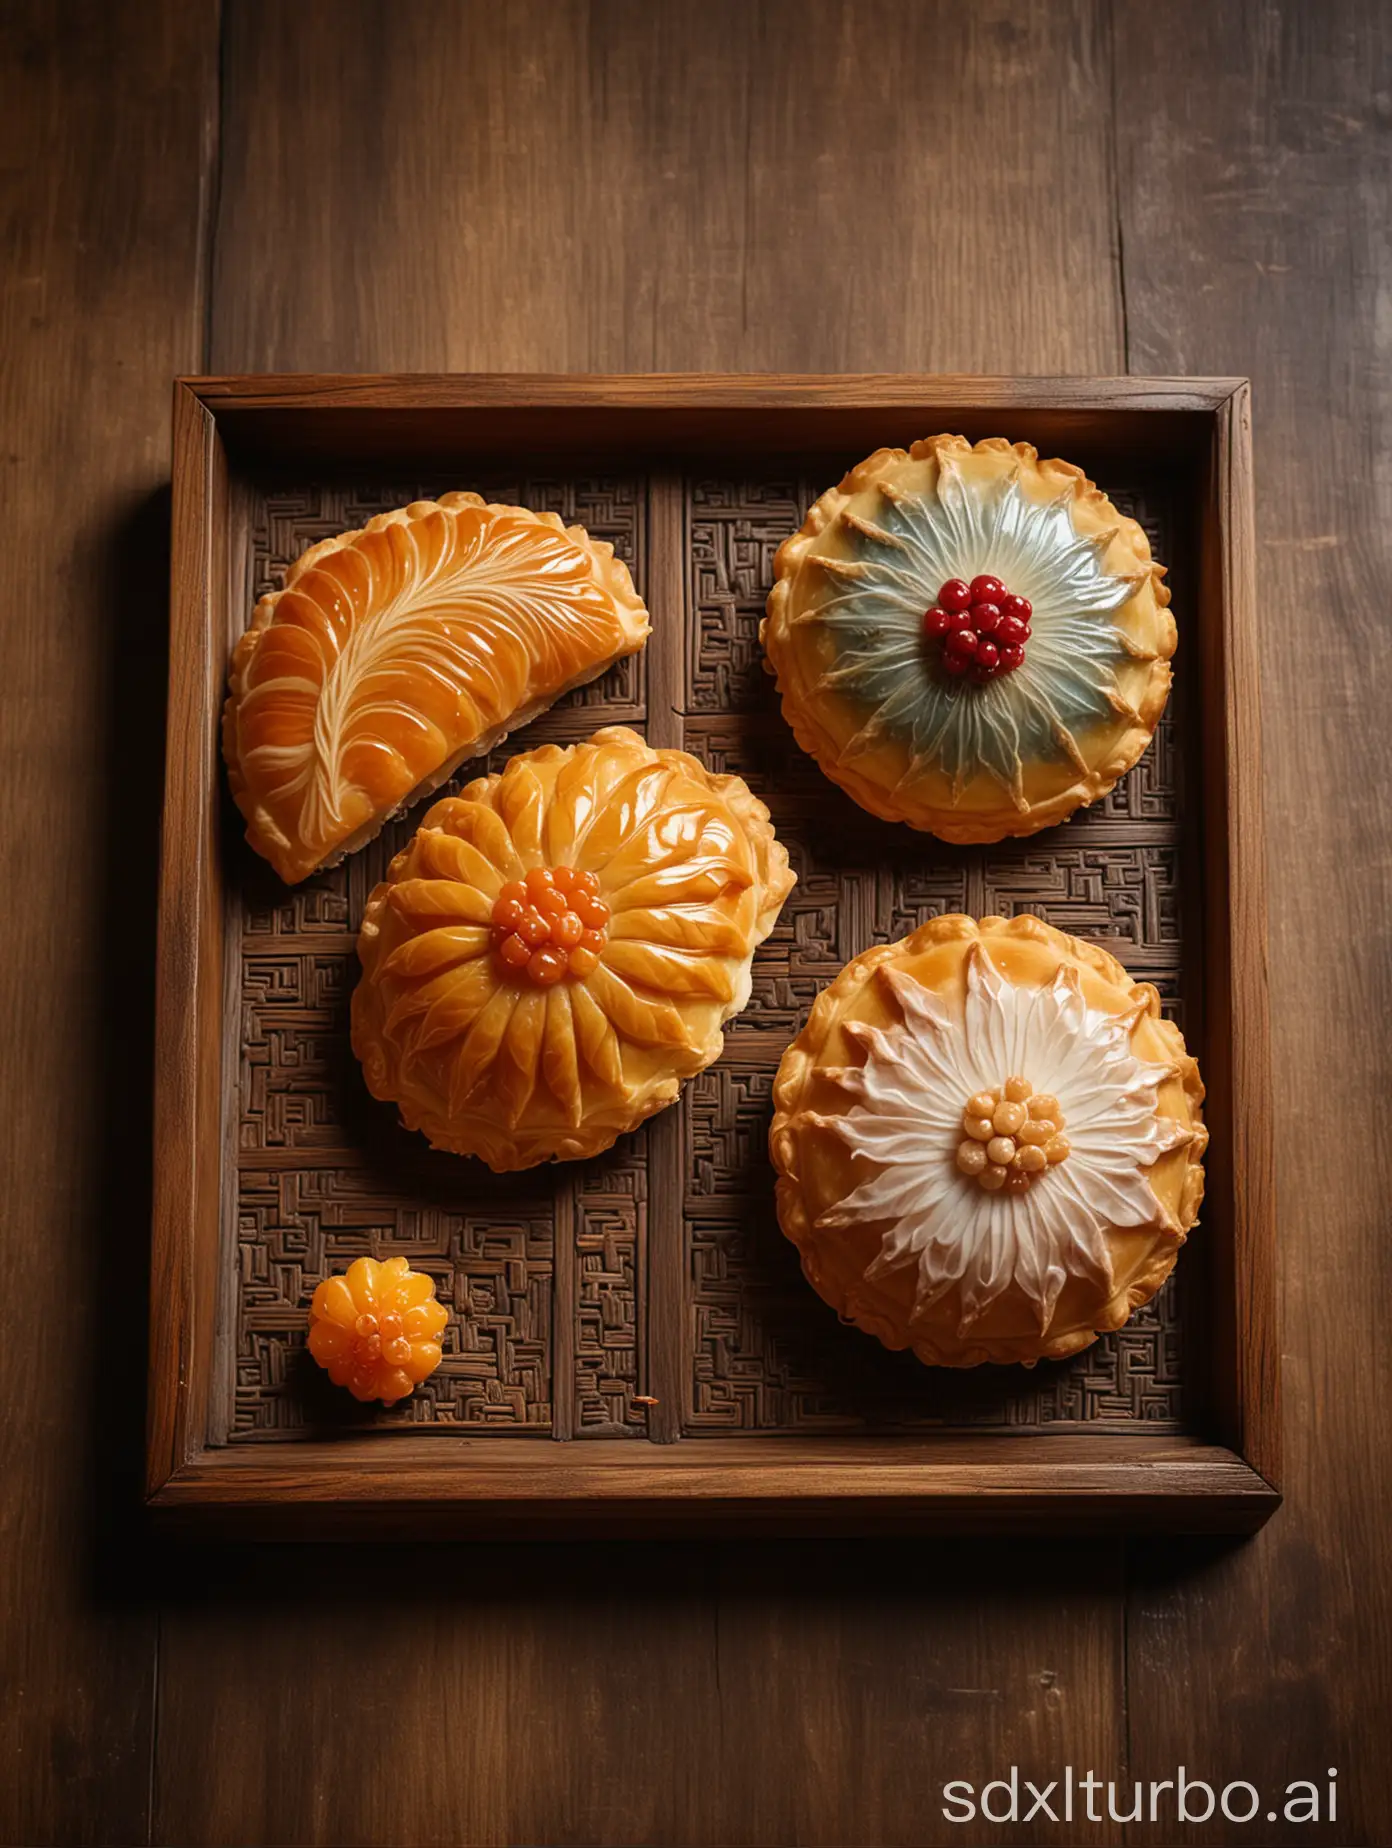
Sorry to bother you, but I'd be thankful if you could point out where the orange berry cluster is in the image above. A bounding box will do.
[491,864,610,986]
[955,1074,1070,1193]
[306,1256,448,1406]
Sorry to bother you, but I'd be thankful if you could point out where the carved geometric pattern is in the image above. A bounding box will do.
[571,1143,648,1437]
[234,1167,553,1435]
[981,842,1182,954]
[689,1207,859,1430]
[574,1194,643,1435]
[686,1061,777,1202]
[687,479,817,711]
[223,465,1201,1446]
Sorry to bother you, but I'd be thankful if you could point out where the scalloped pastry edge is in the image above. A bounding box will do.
[761,437,1175,843]
[768,912,1207,1367]
[354,726,796,1172]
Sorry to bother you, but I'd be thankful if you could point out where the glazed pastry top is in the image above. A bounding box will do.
[770,913,1206,1367]
[762,438,1174,838]
[818,943,1190,1334]
[352,726,794,1171]
[224,493,650,883]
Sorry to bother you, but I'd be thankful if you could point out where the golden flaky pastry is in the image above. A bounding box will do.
[224,494,650,883]
[761,437,1174,842]
[352,726,794,1171]
[769,914,1205,1367]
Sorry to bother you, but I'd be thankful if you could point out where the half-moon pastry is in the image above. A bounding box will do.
[769,913,1205,1367]
[224,493,651,883]
[761,437,1174,842]
[352,725,795,1171]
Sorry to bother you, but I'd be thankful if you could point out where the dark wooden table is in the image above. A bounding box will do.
[3,3,1387,1842]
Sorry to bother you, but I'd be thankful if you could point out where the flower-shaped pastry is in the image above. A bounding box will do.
[762,437,1174,842]
[770,914,1206,1367]
[307,1256,448,1405]
[224,493,650,883]
[352,726,794,1171]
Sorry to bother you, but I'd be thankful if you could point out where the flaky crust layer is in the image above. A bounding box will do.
[769,913,1206,1367]
[352,726,795,1171]
[761,437,1175,843]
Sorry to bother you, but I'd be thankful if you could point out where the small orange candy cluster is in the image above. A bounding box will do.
[955,1075,1070,1194]
[491,864,610,986]
[307,1255,448,1405]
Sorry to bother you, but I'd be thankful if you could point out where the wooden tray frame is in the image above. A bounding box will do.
[149,374,1277,1536]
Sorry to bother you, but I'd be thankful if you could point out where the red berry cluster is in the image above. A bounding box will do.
[924,575,1033,683]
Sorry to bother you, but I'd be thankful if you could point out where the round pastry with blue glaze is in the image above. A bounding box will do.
[761,436,1175,842]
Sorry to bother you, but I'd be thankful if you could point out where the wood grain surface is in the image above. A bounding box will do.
[1,1,1386,1844]
[1115,5,1392,1839]
[0,4,217,1842]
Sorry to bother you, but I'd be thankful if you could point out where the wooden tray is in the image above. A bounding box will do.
[149,374,1278,1535]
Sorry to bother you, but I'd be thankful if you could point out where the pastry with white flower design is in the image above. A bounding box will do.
[352,726,794,1172]
[761,437,1174,842]
[769,914,1206,1367]
[224,493,650,883]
